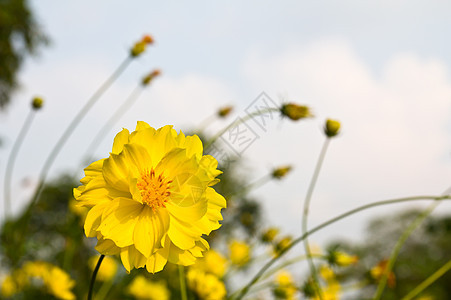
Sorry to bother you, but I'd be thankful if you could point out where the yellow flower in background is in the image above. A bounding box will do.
[89,255,118,281]
[74,122,226,273]
[370,259,396,288]
[192,249,228,278]
[3,261,75,300]
[273,270,297,300]
[261,227,279,243]
[229,240,250,266]
[187,268,226,300]
[1,275,18,298]
[335,252,358,266]
[127,275,170,300]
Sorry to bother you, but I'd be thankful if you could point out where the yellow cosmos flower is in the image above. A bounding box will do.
[127,275,170,300]
[191,249,228,278]
[229,240,251,266]
[74,122,226,273]
[89,255,118,281]
[187,268,226,300]
[273,270,297,300]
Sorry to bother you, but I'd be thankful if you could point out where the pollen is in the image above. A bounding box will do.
[137,169,172,211]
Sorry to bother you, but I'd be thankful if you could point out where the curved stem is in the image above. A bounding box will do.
[203,108,280,150]
[30,56,132,208]
[88,254,105,300]
[3,110,36,218]
[232,195,451,300]
[373,202,439,299]
[301,138,330,299]
[178,265,188,300]
[79,84,143,168]
[401,257,451,300]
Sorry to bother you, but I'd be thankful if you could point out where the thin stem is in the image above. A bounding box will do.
[88,254,105,300]
[30,56,132,208]
[232,195,451,300]
[203,108,280,150]
[301,138,330,300]
[3,110,36,218]
[401,258,451,300]
[178,265,188,300]
[373,202,439,299]
[80,84,143,168]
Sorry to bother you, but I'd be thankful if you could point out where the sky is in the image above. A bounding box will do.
[1,1,451,251]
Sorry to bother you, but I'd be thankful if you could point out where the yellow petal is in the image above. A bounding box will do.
[135,121,151,130]
[83,158,105,177]
[146,238,170,273]
[95,237,121,255]
[133,207,169,257]
[103,153,131,192]
[168,241,196,266]
[84,201,109,237]
[120,245,146,273]
[112,128,130,154]
[99,198,143,247]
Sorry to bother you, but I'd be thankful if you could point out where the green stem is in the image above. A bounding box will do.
[80,84,143,168]
[88,254,105,300]
[3,109,36,218]
[203,108,280,150]
[301,138,330,300]
[30,56,132,208]
[232,195,451,300]
[373,202,439,299]
[179,265,188,300]
[401,258,451,300]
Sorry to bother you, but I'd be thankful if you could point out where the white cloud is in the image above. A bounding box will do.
[240,38,451,241]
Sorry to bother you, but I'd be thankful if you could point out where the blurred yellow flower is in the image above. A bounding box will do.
[1,275,18,298]
[335,252,358,266]
[187,268,226,300]
[370,259,396,288]
[273,270,297,300]
[89,255,118,281]
[192,249,228,278]
[261,227,279,243]
[3,261,76,300]
[229,240,250,266]
[74,122,226,273]
[273,236,293,257]
[127,275,170,300]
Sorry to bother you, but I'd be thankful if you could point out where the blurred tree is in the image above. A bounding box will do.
[327,209,451,299]
[0,0,48,109]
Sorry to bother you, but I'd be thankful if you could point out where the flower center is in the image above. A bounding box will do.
[137,168,172,211]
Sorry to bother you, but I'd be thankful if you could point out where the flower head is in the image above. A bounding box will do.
[261,227,279,243]
[74,122,226,273]
[191,249,228,278]
[324,119,341,138]
[142,69,161,86]
[89,255,118,281]
[32,97,44,110]
[272,166,292,179]
[187,268,226,300]
[280,103,313,121]
[217,106,233,118]
[228,240,251,267]
[273,270,297,300]
[127,275,170,300]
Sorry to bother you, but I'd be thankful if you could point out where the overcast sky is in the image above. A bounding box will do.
[1,1,451,248]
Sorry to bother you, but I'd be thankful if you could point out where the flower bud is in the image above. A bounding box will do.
[280,103,313,121]
[272,166,292,179]
[142,69,161,86]
[273,236,292,257]
[324,119,340,137]
[31,97,44,110]
[130,41,147,57]
[217,106,233,118]
[261,227,279,243]
[141,35,154,44]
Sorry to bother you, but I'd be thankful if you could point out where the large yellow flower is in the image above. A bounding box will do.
[74,122,226,273]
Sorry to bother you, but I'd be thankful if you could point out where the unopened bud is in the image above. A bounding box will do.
[261,227,279,243]
[280,103,313,121]
[218,106,233,118]
[130,41,147,57]
[31,97,44,110]
[141,35,154,44]
[324,119,341,138]
[142,69,161,86]
[274,236,292,257]
[272,166,292,179]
